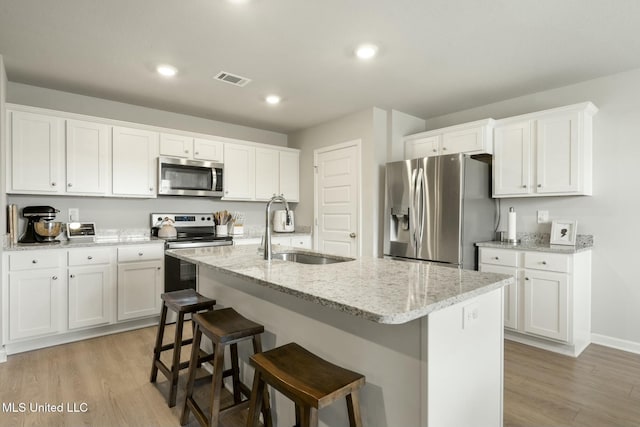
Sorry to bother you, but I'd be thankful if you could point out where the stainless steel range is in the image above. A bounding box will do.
[151,213,233,295]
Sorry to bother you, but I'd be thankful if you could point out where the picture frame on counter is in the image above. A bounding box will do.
[550,220,577,245]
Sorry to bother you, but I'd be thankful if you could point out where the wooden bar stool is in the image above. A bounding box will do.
[180,307,272,427]
[246,342,365,427]
[150,289,217,407]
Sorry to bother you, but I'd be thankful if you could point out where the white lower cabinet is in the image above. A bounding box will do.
[2,243,163,353]
[67,247,114,330]
[117,245,164,321]
[479,247,591,356]
[7,251,65,340]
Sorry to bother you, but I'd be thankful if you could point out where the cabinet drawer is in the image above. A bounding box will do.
[68,248,112,266]
[479,248,518,267]
[9,251,62,271]
[524,252,569,273]
[117,245,164,262]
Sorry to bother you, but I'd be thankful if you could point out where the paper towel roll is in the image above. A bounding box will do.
[507,207,516,242]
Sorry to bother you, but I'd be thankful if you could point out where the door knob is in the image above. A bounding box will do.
[349,232,356,238]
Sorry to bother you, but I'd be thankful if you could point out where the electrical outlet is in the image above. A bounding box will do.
[537,210,549,224]
[462,302,479,329]
[68,208,80,222]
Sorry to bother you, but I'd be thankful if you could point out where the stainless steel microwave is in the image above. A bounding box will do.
[158,157,224,197]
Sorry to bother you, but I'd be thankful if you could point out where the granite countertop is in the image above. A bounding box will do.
[3,237,164,251]
[166,245,513,325]
[476,232,594,254]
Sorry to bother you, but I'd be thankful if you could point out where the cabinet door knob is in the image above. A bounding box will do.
[157,267,161,270]
[68,183,73,187]
[538,184,542,188]
[51,182,56,187]
[522,185,527,188]
[70,274,75,279]
[432,149,437,152]
[52,276,58,280]
[442,147,447,151]
[87,256,93,260]
[195,152,199,155]
[32,259,38,264]
[138,252,143,256]
[494,256,499,260]
[541,261,547,265]
[184,150,189,154]
[149,187,153,192]
[349,232,357,238]
[525,277,530,281]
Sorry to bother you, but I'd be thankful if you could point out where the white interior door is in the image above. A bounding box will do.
[314,141,360,257]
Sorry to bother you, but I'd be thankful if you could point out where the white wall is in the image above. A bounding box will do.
[0,55,6,359]
[288,108,388,257]
[5,83,291,232]
[8,82,287,146]
[424,68,640,347]
[388,110,426,162]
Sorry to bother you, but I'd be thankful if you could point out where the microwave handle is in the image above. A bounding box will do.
[212,168,217,191]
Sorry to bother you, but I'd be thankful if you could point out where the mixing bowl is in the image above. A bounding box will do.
[34,221,62,239]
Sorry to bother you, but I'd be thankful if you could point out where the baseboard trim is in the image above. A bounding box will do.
[591,333,640,355]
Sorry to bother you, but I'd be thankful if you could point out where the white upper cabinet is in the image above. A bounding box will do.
[160,133,224,162]
[225,143,300,202]
[9,111,63,193]
[112,126,159,197]
[193,138,224,162]
[159,133,192,158]
[279,150,300,202]
[493,121,532,196]
[404,119,494,160]
[223,143,256,199]
[255,147,280,200]
[66,119,109,195]
[493,102,597,198]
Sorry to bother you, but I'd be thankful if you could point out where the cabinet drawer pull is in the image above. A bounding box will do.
[32,259,38,264]
[138,252,143,256]
[70,274,75,279]
[87,256,93,260]
[52,276,58,280]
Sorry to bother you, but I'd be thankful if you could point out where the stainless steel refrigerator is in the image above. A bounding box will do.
[383,153,494,269]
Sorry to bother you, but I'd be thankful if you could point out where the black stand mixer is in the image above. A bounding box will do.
[19,206,61,244]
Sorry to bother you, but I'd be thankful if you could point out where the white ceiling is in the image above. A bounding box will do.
[1,0,640,133]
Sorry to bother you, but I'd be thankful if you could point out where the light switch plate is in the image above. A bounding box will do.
[537,210,549,224]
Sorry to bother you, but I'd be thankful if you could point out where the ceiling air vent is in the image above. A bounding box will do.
[214,71,252,87]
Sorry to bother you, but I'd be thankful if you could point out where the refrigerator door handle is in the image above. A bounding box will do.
[417,170,426,246]
[410,168,418,246]
[413,168,424,249]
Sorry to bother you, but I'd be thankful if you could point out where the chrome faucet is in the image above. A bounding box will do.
[263,195,290,260]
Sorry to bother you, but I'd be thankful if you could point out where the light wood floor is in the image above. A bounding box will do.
[1,326,639,426]
[505,340,640,427]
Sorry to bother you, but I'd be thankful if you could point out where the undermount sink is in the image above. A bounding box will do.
[271,252,354,265]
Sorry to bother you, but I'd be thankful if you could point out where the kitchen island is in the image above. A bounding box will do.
[166,245,513,427]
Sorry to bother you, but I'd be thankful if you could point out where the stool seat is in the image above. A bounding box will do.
[247,343,365,427]
[162,289,216,313]
[150,289,216,407]
[194,307,264,343]
[250,342,365,409]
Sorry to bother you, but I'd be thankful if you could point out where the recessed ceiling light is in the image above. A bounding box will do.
[355,44,378,60]
[157,65,178,77]
[265,95,281,105]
